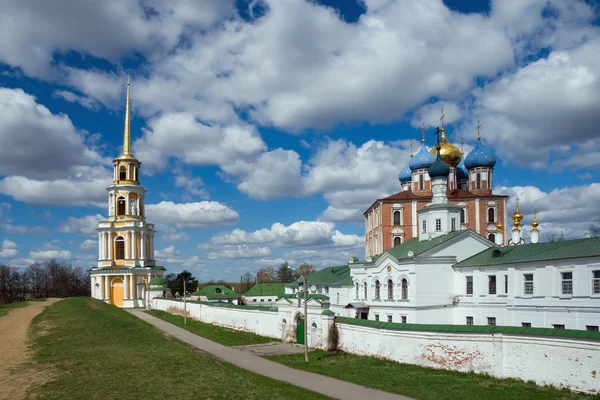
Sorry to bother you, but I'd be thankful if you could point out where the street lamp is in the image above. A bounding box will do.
[297,276,309,362]
[94,282,99,299]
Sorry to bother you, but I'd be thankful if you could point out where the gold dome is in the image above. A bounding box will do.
[496,223,503,233]
[430,128,462,167]
[531,208,539,231]
[511,199,524,229]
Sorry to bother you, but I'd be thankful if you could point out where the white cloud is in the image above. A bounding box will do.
[154,245,204,270]
[0,88,107,180]
[0,239,19,259]
[496,183,600,239]
[0,222,48,234]
[208,245,271,259]
[158,225,191,242]
[30,249,73,260]
[253,258,297,268]
[80,239,98,251]
[59,214,104,236]
[53,90,99,110]
[173,168,209,199]
[147,201,239,228]
[210,220,362,248]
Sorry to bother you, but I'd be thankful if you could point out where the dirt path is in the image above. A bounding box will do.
[0,299,61,400]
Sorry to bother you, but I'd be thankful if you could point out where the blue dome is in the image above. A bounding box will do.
[428,151,450,179]
[398,163,412,183]
[464,139,497,170]
[456,157,468,180]
[409,143,436,171]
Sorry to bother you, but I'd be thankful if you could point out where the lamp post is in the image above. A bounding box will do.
[183,277,187,325]
[94,282,99,299]
[297,275,309,362]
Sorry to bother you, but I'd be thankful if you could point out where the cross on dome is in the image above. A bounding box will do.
[476,120,482,140]
[440,109,445,129]
[421,122,426,143]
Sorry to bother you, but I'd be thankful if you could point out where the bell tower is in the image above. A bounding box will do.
[90,77,164,308]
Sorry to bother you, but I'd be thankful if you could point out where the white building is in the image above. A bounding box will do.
[303,145,600,331]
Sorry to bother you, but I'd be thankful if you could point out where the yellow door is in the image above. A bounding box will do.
[110,278,124,307]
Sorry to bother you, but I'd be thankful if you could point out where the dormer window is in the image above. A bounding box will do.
[119,165,127,180]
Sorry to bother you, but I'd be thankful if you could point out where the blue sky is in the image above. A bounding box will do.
[0,0,599,280]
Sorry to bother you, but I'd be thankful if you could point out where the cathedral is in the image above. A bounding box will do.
[365,111,507,257]
[90,78,166,308]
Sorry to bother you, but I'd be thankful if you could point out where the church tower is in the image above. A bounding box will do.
[90,78,166,308]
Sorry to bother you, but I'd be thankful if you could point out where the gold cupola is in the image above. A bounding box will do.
[531,208,539,232]
[511,197,524,230]
[429,109,462,167]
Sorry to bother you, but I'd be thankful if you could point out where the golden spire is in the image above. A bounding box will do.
[409,139,413,157]
[421,122,426,143]
[511,196,524,230]
[531,208,539,231]
[123,76,131,156]
[476,120,481,141]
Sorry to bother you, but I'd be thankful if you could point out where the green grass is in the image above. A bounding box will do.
[0,300,31,317]
[27,298,329,400]
[267,350,596,400]
[148,309,275,346]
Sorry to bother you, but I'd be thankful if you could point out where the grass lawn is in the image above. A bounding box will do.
[27,298,329,400]
[0,300,31,317]
[148,309,275,346]
[267,350,595,400]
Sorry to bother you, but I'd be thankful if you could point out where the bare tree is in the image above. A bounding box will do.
[588,218,600,238]
[298,263,316,277]
[545,230,565,242]
[256,267,276,283]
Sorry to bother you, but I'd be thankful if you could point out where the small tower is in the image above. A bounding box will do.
[530,209,540,244]
[398,139,413,192]
[417,127,462,241]
[429,110,462,190]
[409,123,436,195]
[494,223,504,246]
[464,121,496,195]
[508,197,525,246]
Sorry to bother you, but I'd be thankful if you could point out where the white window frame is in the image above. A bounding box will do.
[524,273,533,295]
[435,218,442,231]
[593,270,600,295]
[561,271,573,295]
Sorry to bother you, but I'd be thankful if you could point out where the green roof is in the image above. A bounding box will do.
[385,230,467,261]
[281,293,330,301]
[244,282,289,297]
[285,265,352,287]
[192,285,239,300]
[149,277,166,285]
[322,310,335,316]
[455,236,600,268]
[335,317,600,341]
[151,266,167,271]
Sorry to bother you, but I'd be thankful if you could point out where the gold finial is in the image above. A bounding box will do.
[421,122,426,143]
[511,196,524,230]
[460,136,465,154]
[440,109,445,129]
[531,208,539,231]
[496,223,503,233]
[476,120,481,141]
[409,139,413,157]
[123,75,131,155]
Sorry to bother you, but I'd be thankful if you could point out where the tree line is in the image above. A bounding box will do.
[256,261,316,283]
[0,260,90,304]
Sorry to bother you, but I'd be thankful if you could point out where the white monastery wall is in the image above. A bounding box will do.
[153,298,281,339]
[334,321,600,394]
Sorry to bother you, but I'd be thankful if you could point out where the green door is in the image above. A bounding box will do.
[297,320,305,344]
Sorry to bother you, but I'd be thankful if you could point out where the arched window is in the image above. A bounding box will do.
[488,233,496,242]
[119,165,127,180]
[460,208,466,224]
[388,279,393,299]
[488,208,495,223]
[476,173,481,189]
[115,237,125,260]
[394,237,401,247]
[393,211,401,225]
[364,282,367,299]
[117,197,126,216]
[135,167,139,182]
[401,279,408,300]
[375,280,380,300]
[355,283,359,299]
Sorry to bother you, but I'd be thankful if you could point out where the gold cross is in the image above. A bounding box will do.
[440,109,445,129]
[460,136,464,154]
[409,139,413,157]
[421,122,425,143]
[476,120,481,140]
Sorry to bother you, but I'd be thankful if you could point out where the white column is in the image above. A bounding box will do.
[126,192,130,216]
[475,198,480,233]
[149,234,154,260]
[107,234,112,260]
[104,276,109,300]
[125,232,130,259]
[91,277,95,298]
[132,232,137,259]
[141,234,146,261]
[124,275,129,299]
[98,233,102,259]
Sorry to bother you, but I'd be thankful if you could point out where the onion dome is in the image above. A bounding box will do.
[464,138,496,170]
[511,199,524,229]
[456,157,468,180]
[531,209,539,232]
[409,142,436,171]
[429,128,462,167]
[398,163,412,183]
[428,150,450,179]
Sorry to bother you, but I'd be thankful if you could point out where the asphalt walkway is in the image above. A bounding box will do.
[128,310,412,400]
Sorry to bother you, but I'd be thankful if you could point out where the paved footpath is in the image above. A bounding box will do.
[128,310,412,400]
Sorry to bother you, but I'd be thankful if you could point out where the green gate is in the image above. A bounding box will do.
[296,319,305,344]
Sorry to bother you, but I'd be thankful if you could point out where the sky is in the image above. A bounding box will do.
[0,0,599,281]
